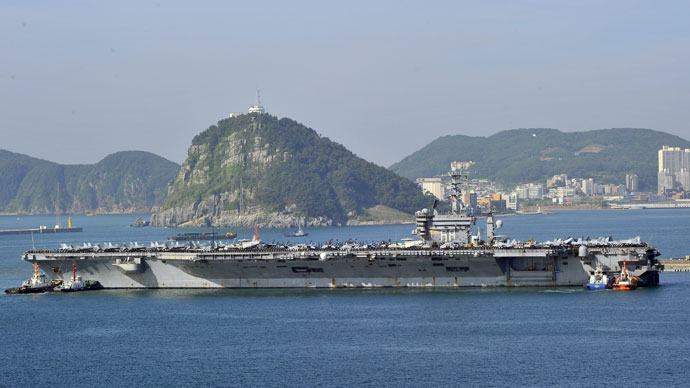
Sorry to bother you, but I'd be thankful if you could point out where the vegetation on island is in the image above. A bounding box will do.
[390,128,690,190]
[160,114,433,224]
[0,150,179,214]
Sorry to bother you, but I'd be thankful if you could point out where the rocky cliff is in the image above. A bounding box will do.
[151,114,432,227]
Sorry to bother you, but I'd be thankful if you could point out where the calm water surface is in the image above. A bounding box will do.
[1,210,689,387]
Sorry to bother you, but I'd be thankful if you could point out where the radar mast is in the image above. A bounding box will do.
[447,167,469,216]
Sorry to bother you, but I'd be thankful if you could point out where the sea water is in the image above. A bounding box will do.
[1,210,689,387]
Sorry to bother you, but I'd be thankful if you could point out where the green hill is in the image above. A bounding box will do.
[151,114,432,227]
[0,150,179,214]
[390,128,690,190]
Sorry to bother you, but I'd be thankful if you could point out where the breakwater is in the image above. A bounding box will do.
[660,258,690,272]
[0,226,83,236]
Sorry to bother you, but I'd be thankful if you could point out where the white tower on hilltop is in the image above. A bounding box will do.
[248,89,265,114]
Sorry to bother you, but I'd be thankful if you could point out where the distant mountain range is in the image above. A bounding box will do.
[0,150,179,214]
[390,128,690,190]
[4,126,681,217]
[151,114,432,228]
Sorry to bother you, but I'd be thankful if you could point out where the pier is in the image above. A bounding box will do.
[0,226,82,236]
[659,258,690,272]
[0,215,82,236]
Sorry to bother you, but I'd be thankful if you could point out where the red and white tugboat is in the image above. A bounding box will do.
[612,258,639,290]
[56,262,103,292]
[58,263,87,292]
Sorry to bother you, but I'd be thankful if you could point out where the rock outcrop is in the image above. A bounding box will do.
[151,114,431,228]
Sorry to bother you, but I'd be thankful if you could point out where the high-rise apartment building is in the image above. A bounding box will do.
[582,178,595,196]
[625,174,638,193]
[658,146,690,194]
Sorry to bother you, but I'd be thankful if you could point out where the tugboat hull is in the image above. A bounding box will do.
[59,281,104,292]
[4,284,55,294]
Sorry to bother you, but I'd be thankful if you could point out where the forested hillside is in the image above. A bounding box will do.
[152,114,432,227]
[390,128,690,190]
[0,150,179,214]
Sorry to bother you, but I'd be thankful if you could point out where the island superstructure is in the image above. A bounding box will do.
[20,167,662,289]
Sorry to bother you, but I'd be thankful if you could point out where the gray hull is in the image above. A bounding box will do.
[25,245,662,289]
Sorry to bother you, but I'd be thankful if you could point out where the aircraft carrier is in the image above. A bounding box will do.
[20,169,663,289]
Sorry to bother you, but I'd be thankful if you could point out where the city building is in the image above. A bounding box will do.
[478,196,507,214]
[658,172,675,195]
[416,177,444,200]
[507,192,519,211]
[659,146,690,173]
[598,184,625,195]
[462,192,478,215]
[547,174,568,187]
[550,186,576,200]
[490,198,507,213]
[527,184,543,199]
[515,183,543,200]
[658,146,690,194]
[677,170,690,192]
[450,161,475,172]
[625,174,638,193]
[582,178,594,196]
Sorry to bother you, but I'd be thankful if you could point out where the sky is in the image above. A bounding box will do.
[1,0,689,167]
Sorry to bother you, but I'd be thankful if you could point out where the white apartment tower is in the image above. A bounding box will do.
[658,146,690,194]
[582,178,595,196]
[625,174,638,193]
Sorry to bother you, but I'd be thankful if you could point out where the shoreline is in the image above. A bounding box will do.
[0,211,152,216]
[519,205,613,212]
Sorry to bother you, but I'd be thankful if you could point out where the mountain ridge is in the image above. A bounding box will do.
[390,128,690,190]
[0,150,179,214]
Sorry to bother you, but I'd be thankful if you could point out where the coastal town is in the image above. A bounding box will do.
[416,145,690,214]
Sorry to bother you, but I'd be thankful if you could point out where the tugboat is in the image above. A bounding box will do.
[585,267,609,290]
[56,263,103,292]
[285,225,308,238]
[612,258,639,290]
[58,263,87,292]
[4,263,58,294]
